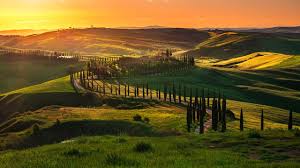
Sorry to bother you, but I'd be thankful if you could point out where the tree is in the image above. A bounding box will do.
[212,100,218,131]
[221,97,227,132]
[184,85,186,102]
[261,109,264,131]
[240,108,244,131]
[288,109,293,130]
[179,84,182,104]
[187,104,191,132]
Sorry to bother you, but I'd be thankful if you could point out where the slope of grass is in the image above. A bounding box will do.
[214,52,295,70]
[1,76,74,95]
[0,130,299,168]
[0,58,80,94]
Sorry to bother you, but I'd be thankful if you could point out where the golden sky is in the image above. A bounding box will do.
[1,0,300,30]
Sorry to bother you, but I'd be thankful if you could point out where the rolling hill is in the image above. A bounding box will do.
[0,28,211,56]
[214,52,300,70]
[184,32,300,59]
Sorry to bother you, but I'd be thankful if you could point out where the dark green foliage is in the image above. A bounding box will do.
[143,84,145,98]
[294,129,300,137]
[144,117,150,123]
[178,84,182,104]
[133,114,143,122]
[105,153,138,166]
[134,142,153,153]
[183,86,186,102]
[248,129,262,138]
[55,119,60,127]
[146,83,149,96]
[207,88,210,108]
[32,124,40,135]
[199,104,204,134]
[169,89,172,102]
[186,104,192,132]
[192,103,196,123]
[63,149,81,157]
[221,97,227,132]
[288,109,293,130]
[212,100,218,131]
[240,108,244,131]
[261,109,264,131]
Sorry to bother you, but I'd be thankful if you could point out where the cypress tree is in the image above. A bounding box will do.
[202,89,206,119]
[261,109,264,131]
[212,100,218,131]
[240,108,244,131]
[150,89,152,99]
[184,86,186,102]
[127,84,130,96]
[164,84,167,101]
[118,83,121,95]
[179,84,182,104]
[172,82,176,103]
[143,84,145,98]
[137,84,139,97]
[159,89,161,100]
[190,88,193,104]
[218,91,222,122]
[124,85,127,97]
[110,83,113,94]
[169,89,172,102]
[146,83,149,96]
[187,104,191,132]
[134,85,137,97]
[221,97,227,132]
[288,109,293,130]
[199,104,204,134]
[192,103,196,123]
[207,88,210,108]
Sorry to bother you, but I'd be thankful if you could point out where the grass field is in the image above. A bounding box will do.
[0,58,81,94]
[213,52,297,70]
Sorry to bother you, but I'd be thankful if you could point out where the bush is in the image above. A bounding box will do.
[133,114,142,122]
[55,119,60,126]
[248,129,262,138]
[63,149,81,157]
[294,129,300,137]
[144,117,150,123]
[134,142,153,153]
[105,153,137,166]
[32,124,40,135]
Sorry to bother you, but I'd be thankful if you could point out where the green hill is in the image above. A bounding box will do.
[184,32,300,59]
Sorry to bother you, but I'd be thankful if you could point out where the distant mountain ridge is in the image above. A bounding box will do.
[200,26,300,34]
[0,29,50,36]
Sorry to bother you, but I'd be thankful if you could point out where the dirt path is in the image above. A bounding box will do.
[195,109,212,133]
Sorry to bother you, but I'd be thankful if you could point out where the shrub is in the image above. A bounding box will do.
[144,117,150,123]
[133,114,142,122]
[105,153,137,166]
[134,142,153,153]
[248,129,262,138]
[63,149,81,157]
[116,138,127,143]
[55,119,60,127]
[32,124,40,135]
[294,129,300,137]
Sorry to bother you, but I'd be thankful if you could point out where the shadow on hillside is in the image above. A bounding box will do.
[7,120,176,150]
[0,92,162,124]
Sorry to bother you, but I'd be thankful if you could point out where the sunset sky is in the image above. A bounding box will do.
[1,0,300,30]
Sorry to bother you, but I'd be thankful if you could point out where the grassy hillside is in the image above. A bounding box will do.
[0,28,211,56]
[0,102,299,167]
[184,32,300,59]
[213,52,299,70]
[0,58,81,94]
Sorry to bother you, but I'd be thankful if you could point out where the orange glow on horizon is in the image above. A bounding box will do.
[1,0,300,30]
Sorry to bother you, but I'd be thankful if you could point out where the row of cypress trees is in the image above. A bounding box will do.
[239,108,294,131]
[186,94,227,133]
